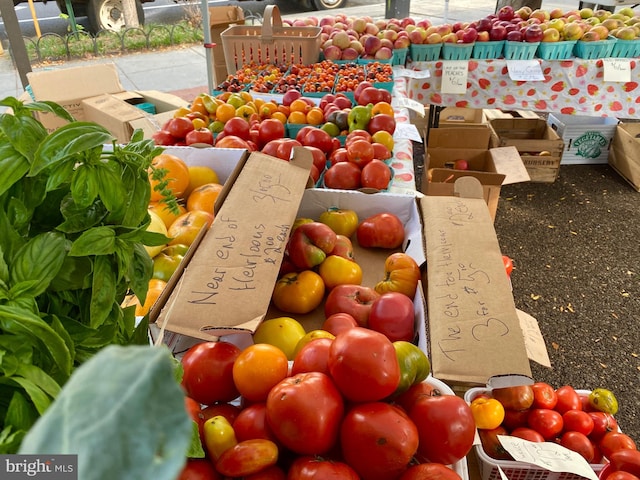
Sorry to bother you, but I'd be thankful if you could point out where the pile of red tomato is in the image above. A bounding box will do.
[469,382,638,475]
[177,331,477,480]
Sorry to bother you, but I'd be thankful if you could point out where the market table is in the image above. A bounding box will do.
[403,58,640,125]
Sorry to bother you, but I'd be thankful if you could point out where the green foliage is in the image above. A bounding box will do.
[0,97,165,453]
[19,345,192,480]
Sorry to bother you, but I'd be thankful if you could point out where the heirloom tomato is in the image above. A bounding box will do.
[392,341,430,397]
[232,344,289,403]
[181,341,241,405]
[368,292,415,342]
[531,382,558,410]
[286,222,337,270]
[291,337,333,376]
[374,252,421,298]
[399,463,462,480]
[478,426,512,460]
[555,385,582,414]
[328,327,400,403]
[323,162,362,190]
[292,329,335,358]
[394,381,440,414]
[410,394,476,465]
[266,372,344,455]
[271,270,325,315]
[527,408,564,440]
[361,159,392,190]
[356,212,405,249]
[321,312,358,336]
[319,207,359,238]
[203,415,237,461]
[491,384,534,411]
[324,284,380,327]
[340,402,419,480]
[215,439,279,478]
[608,473,640,480]
[253,316,306,361]
[318,255,363,289]
[329,234,355,260]
[560,431,595,462]
[288,456,360,480]
[470,397,506,430]
[244,465,286,480]
[501,408,531,431]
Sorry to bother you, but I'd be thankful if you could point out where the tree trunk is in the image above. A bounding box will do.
[122,0,139,27]
[495,0,543,12]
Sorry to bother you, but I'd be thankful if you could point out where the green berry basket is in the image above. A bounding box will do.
[573,37,617,59]
[409,43,442,62]
[392,47,409,66]
[536,40,577,60]
[441,42,475,60]
[472,40,505,60]
[610,38,640,58]
[503,41,540,60]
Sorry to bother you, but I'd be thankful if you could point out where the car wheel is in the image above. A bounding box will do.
[87,0,144,32]
[311,0,346,10]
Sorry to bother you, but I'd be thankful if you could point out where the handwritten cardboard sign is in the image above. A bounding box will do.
[420,192,531,385]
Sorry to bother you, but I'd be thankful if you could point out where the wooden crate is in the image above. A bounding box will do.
[489,118,564,183]
[609,123,640,192]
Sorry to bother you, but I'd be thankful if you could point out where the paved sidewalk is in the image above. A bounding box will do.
[1,0,583,105]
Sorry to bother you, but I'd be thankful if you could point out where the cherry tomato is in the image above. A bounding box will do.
[491,385,534,411]
[531,382,558,410]
[471,397,506,430]
[410,394,476,465]
[527,408,564,440]
[599,432,637,459]
[266,372,344,455]
[271,270,325,314]
[356,212,405,249]
[561,431,596,462]
[511,427,545,443]
[340,402,419,480]
[609,449,640,478]
[563,409,595,436]
[589,412,619,441]
[555,385,582,414]
[327,327,400,403]
[478,426,512,460]
[399,463,463,480]
[288,456,360,480]
[181,341,241,405]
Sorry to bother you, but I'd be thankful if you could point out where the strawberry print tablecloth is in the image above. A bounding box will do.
[387,74,418,194]
[405,59,640,118]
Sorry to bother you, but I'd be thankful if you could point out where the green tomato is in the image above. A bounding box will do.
[589,388,619,415]
[152,244,187,282]
[392,340,431,397]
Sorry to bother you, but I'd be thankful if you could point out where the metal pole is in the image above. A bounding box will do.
[201,0,215,94]
[27,0,42,38]
[0,0,32,90]
[385,0,410,19]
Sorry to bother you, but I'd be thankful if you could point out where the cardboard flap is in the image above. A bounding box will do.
[430,168,505,187]
[156,151,312,341]
[428,127,491,149]
[489,146,531,185]
[419,193,532,386]
[28,63,123,102]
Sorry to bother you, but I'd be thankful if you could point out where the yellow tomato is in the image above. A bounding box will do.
[272,271,325,315]
[318,255,363,289]
[470,397,506,430]
[318,207,359,238]
[293,329,336,358]
[253,317,307,360]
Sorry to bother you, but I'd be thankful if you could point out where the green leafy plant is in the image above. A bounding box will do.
[0,96,168,453]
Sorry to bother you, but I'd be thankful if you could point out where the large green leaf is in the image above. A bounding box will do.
[19,345,191,480]
[68,227,116,257]
[0,144,30,197]
[0,111,47,161]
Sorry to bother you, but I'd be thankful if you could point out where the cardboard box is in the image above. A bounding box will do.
[420,177,532,387]
[547,113,619,165]
[483,109,542,121]
[152,149,313,347]
[609,122,640,192]
[437,107,488,128]
[209,6,245,86]
[82,90,188,143]
[489,118,564,183]
[425,127,530,221]
[27,63,125,132]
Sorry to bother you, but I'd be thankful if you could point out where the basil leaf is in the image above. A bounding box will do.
[19,345,191,480]
[90,256,116,329]
[0,112,47,160]
[128,243,153,303]
[22,100,76,124]
[0,143,30,197]
[5,392,39,435]
[71,163,99,208]
[10,232,67,298]
[69,227,116,256]
[96,159,127,213]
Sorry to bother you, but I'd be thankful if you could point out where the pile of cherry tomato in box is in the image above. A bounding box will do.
[468,382,640,478]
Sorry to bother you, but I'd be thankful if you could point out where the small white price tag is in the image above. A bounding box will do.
[392,96,426,116]
[394,123,423,142]
[393,67,431,79]
[441,61,469,94]
[506,60,545,81]
[603,58,631,83]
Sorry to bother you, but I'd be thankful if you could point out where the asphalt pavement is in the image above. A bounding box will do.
[0,0,638,449]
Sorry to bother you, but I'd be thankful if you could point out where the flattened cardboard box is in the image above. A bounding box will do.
[608,123,640,192]
[155,150,313,341]
[420,177,532,386]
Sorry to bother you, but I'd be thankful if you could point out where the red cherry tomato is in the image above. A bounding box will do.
[527,408,564,441]
[502,255,514,277]
[531,382,558,410]
[561,431,596,463]
[554,385,582,414]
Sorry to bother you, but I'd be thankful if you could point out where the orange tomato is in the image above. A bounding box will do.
[216,103,236,123]
[130,278,167,317]
[186,182,224,214]
[149,153,190,202]
[184,165,220,198]
[168,210,214,246]
[290,99,311,114]
[306,107,324,126]
[287,111,307,125]
[190,96,209,116]
[232,344,289,403]
[371,101,395,117]
[148,200,187,229]
[271,111,288,124]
